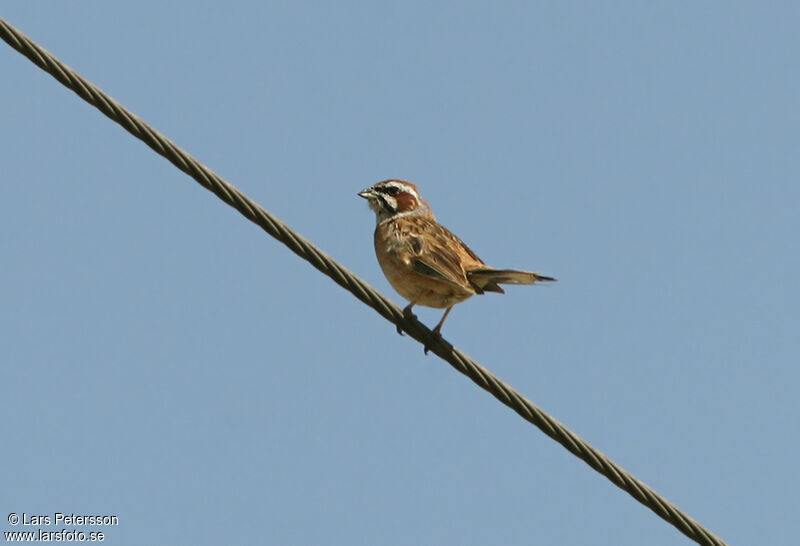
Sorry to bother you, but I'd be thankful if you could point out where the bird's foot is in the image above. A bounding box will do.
[423,330,443,355]
[397,304,417,336]
[423,323,446,355]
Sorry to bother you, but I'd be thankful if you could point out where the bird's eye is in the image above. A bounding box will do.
[386,186,400,196]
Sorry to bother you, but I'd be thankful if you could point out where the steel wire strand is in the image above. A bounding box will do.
[0,17,725,546]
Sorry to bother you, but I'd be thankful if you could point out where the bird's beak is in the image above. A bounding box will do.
[358,188,374,200]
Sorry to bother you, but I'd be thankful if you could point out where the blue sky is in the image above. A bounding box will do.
[2,3,798,544]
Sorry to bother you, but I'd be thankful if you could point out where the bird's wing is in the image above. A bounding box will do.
[399,215,486,292]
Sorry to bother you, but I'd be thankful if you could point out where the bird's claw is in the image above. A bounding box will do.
[423,330,443,355]
[397,306,417,336]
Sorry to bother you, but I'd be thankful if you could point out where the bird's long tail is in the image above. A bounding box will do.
[467,268,556,294]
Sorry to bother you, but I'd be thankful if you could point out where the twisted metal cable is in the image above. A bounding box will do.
[0,17,726,546]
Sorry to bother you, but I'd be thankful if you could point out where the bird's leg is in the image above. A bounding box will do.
[424,306,453,355]
[397,302,416,335]
[432,306,453,335]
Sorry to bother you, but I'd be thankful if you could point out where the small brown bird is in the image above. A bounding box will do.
[359,179,555,342]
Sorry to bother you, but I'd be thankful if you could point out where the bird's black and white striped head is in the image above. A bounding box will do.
[358,179,432,224]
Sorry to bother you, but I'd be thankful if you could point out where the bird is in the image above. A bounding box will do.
[358,179,555,349]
